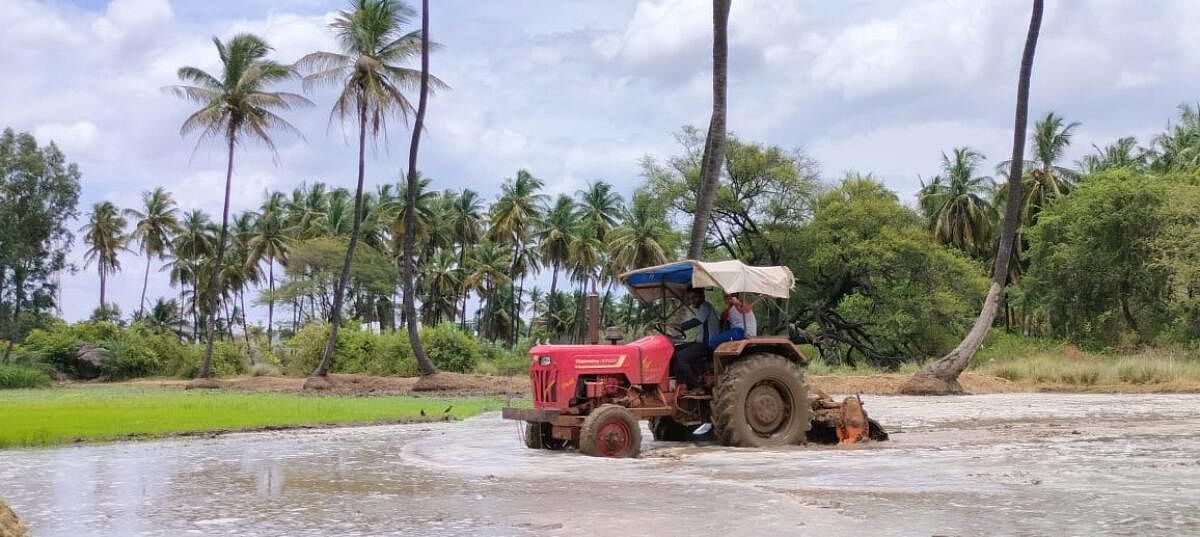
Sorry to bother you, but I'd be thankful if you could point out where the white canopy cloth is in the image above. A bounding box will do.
[618,260,795,303]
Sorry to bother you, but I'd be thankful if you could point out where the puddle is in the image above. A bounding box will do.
[2,393,1199,536]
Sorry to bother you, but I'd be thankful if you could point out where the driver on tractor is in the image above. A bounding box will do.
[668,287,719,393]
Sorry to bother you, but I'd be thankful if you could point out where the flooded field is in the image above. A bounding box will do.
[2,393,1199,536]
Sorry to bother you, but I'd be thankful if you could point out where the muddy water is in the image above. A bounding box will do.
[2,393,1199,536]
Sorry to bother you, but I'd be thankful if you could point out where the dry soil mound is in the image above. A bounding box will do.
[0,500,28,537]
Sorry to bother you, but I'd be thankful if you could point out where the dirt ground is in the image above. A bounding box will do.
[0,500,28,537]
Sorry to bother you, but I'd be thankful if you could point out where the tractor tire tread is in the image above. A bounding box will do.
[712,353,812,448]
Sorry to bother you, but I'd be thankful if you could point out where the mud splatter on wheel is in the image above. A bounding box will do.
[580,404,641,458]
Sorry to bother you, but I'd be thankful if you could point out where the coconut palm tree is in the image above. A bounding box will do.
[124,187,181,318]
[168,33,308,380]
[997,112,1080,225]
[418,248,460,325]
[687,0,732,259]
[297,0,446,380]
[1078,137,1148,174]
[449,189,484,327]
[1150,104,1200,172]
[903,0,1044,395]
[919,147,997,258]
[247,192,290,342]
[81,202,128,312]
[464,241,511,340]
[576,180,623,242]
[607,192,672,273]
[537,194,578,323]
[489,169,546,343]
[169,210,217,340]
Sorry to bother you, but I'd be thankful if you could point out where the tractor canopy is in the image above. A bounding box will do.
[618,260,794,304]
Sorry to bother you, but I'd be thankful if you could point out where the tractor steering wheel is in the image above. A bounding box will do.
[654,322,686,341]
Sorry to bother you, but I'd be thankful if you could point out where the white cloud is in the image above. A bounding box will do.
[4,0,1200,321]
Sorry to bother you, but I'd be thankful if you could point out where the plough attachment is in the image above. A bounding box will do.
[807,392,889,445]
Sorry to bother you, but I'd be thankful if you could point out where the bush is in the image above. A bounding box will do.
[282,323,417,377]
[420,324,481,373]
[0,364,52,389]
[177,341,248,378]
[100,338,161,381]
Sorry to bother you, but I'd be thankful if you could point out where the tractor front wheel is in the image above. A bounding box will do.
[523,421,568,450]
[580,404,642,458]
[712,353,812,448]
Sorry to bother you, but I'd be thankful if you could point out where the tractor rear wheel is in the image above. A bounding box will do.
[649,416,692,442]
[523,421,567,450]
[579,404,641,458]
[712,353,812,448]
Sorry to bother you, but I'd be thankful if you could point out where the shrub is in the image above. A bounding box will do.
[420,324,481,373]
[282,323,417,377]
[0,364,52,389]
[250,363,281,377]
[100,338,161,381]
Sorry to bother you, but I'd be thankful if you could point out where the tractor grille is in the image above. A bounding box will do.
[531,367,558,404]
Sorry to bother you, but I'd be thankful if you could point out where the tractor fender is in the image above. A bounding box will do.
[712,337,807,375]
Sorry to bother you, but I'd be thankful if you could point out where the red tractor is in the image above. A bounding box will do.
[502,260,885,457]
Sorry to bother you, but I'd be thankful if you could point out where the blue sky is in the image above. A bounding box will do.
[6,0,1200,323]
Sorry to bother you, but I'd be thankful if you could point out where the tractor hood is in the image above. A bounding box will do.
[618,260,794,303]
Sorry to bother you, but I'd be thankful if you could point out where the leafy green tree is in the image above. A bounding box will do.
[777,177,986,365]
[297,0,445,380]
[919,147,996,258]
[643,128,819,264]
[125,187,181,318]
[168,33,307,379]
[0,129,81,360]
[81,202,128,312]
[1021,170,1174,345]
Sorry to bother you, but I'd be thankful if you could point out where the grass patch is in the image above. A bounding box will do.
[973,330,1200,387]
[0,364,52,389]
[0,386,507,449]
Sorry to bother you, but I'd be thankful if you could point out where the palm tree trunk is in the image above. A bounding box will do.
[139,252,151,318]
[199,132,237,379]
[902,0,1043,395]
[686,0,731,260]
[98,267,106,314]
[401,0,438,377]
[458,245,468,330]
[311,100,369,380]
[548,261,559,339]
[239,289,253,353]
[267,255,275,344]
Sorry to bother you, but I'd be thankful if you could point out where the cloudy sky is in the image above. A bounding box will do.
[5,0,1200,323]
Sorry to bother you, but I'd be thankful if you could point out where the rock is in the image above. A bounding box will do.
[73,343,109,379]
[0,499,29,537]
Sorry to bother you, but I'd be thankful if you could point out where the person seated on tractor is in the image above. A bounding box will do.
[668,287,719,392]
[709,292,757,347]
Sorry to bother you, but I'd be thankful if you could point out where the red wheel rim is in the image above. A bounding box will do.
[595,419,632,456]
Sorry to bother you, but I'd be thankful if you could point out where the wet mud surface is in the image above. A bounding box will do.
[2,393,1198,536]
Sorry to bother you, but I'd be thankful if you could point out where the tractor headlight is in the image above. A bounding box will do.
[538,356,552,366]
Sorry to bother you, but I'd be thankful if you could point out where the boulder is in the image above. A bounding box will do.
[72,343,109,379]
